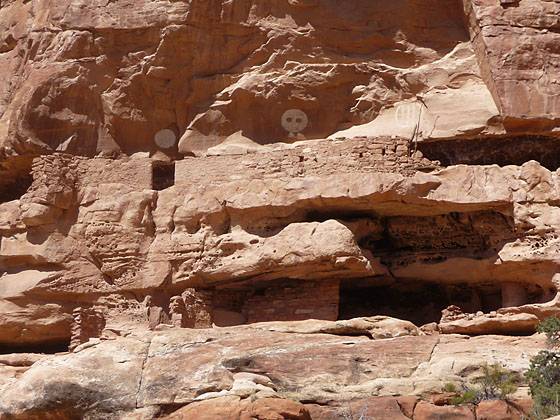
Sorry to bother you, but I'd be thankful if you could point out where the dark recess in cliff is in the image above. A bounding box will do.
[418,136,560,170]
[0,157,33,203]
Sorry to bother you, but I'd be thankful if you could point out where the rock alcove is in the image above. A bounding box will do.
[0,158,33,203]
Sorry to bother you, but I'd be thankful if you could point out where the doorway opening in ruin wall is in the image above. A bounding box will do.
[337,279,551,327]
[417,135,560,170]
[152,161,175,191]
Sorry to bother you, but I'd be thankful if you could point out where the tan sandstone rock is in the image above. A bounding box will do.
[0,0,560,418]
[476,400,526,420]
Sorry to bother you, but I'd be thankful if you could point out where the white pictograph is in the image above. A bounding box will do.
[154,129,177,149]
[395,102,423,129]
[281,109,309,136]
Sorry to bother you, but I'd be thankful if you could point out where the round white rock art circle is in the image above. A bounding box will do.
[154,129,177,149]
[281,109,308,135]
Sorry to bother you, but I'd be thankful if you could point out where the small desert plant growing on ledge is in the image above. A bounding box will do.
[526,317,560,419]
[526,350,560,419]
[536,316,560,348]
[450,389,478,405]
[443,382,458,393]
[450,363,520,405]
[341,404,370,420]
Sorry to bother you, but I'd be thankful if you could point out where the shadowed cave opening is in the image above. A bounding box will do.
[203,277,552,332]
[338,280,549,326]
[417,135,560,170]
[338,280,546,326]
[208,209,552,331]
[0,339,71,355]
[0,158,33,203]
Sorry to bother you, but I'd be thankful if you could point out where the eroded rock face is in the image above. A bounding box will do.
[463,0,560,130]
[1,0,560,418]
[0,141,558,360]
[0,0,468,158]
[1,0,559,165]
[0,327,544,419]
[1,143,559,346]
[164,396,312,420]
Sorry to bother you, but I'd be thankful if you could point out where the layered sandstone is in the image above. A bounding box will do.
[1,141,559,348]
[1,0,560,419]
[0,325,544,419]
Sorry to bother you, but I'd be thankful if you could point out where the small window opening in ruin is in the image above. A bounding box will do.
[152,161,175,191]
[338,280,545,327]
[253,289,266,297]
[0,158,33,203]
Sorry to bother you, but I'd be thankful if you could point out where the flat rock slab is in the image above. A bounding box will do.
[0,327,545,418]
[138,329,438,405]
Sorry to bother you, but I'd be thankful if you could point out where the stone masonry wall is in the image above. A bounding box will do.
[69,307,106,352]
[175,137,438,186]
[78,156,153,189]
[29,137,437,195]
[29,154,153,194]
[244,280,340,323]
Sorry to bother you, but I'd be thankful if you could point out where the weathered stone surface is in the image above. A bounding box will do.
[439,311,540,336]
[164,396,312,420]
[0,300,73,347]
[413,401,475,420]
[1,148,560,345]
[0,328,544,419]
[248,316,420,339]
[0,336,149,419]
[306,396,418,420]
[1,0,560,418]
[463,0,560,130]
[0,0,473,160]
[2,0,558,168]
[476,400,526,420]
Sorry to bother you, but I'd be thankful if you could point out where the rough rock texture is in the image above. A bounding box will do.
[164,396,312,420]
[1,0,559,164]
[1,0,560,419]
[0,327,544,419]
[463,0,560,131]
[2,144,559,347]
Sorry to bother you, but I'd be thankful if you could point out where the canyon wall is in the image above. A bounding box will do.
[1,0,560,419]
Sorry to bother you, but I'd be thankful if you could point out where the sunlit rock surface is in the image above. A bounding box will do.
[0,0,559,418]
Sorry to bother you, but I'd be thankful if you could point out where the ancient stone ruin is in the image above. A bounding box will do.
[1,0,560,419]
[69,306,106,352]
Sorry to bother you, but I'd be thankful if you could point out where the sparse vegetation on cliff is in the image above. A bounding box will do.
[527,317,560,419]
[449,363,520,405]
[536,315,560,347]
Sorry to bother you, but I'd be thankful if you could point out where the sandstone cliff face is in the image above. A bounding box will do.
[2,0,558,162]
[0,1,560,419]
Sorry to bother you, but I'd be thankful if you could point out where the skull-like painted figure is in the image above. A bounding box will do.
[281,109,309,134]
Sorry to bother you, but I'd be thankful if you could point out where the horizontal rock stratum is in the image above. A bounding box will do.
[0,0,559,419]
